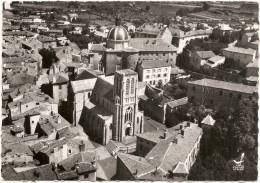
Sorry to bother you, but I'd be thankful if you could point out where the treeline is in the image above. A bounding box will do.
[189,98,258,180]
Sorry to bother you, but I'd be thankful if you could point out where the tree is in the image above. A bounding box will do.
[39,48,59,68]
[145,5,150,12]
[176,8,190,17]
[202,2,210,11]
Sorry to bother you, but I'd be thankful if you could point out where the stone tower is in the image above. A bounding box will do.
[113,69,139,141]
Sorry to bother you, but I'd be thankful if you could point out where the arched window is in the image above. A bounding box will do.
[125,107,133,122]
[126,79,130,95]
[131,78,135,94]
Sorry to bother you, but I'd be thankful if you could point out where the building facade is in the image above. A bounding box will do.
[187,78,257,109]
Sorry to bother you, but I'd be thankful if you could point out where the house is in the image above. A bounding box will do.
[51,73,69,104]
[190,51,216,70]
[117,122,203,180]
[170,28,212,53]
[136,59,171,87]
[68,78,97,125]
[57,151,97,181]
[139,85,188,124]
[187,78,258,109]
[222,46,256,67]
[129,38,177,66]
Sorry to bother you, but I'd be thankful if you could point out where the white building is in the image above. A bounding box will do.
[137,60,171,87]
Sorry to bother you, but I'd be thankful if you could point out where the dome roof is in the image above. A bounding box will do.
[107,26,129,41]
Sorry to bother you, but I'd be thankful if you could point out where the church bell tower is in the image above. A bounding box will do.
[112,69,138,142]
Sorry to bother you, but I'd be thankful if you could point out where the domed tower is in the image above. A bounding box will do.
[107,16,130,50]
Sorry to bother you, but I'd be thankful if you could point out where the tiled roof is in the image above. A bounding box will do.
[117,153,155,178]
[136,23,163,35]
[58,151,96,171]
[76,69,104,80]
[71,78,97,93]
[3,31,36,37]
[16,164,58,181]
[37,35,56,42]
[116,69,137,76]
[3,143,34,156]
[246,60,258,68]
[188,78,257,94]
[196,51,216,59]
[223,46,256,55]
[92,76,114,102]
[167,97,188,109]
[97,157,117,180]
[147,122,202,174]
[129,38,177,52]
[90,44,106,52]
[141,60,171,69]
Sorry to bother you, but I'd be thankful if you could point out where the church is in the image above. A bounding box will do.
[69,17,177,146]
[79,69,144,145]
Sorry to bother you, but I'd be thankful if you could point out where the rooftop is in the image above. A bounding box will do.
[141,60,171,69]
[188,78,257,94]
[196,51,216,59]
[129,38,177,52]
[71,78,97,93]
[116,69,137,76]
[223,46,256,55]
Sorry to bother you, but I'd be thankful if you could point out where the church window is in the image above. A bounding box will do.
[125,107,133,122]
[126,79,130,95]
[131,78,135,94]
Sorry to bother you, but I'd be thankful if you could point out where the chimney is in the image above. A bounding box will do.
[134,169,138,175]
[181,129,184,137]
[57,116,61,124]
[172,138,178,144]
[163,129,167,139]
[79,140,85,152]
[187,121,190,127]
[53,75,56,83]
[180,124,183,130]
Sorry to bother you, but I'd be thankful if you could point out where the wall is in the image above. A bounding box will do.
[138,52,177,67]
[136,137,156,157]
[116,157,135,180]
[222,50,256,67]
[140,66,171,87]
[53,83,68,104]
[140,99,166,124]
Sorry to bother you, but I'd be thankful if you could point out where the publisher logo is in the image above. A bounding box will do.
[232,153,245,171]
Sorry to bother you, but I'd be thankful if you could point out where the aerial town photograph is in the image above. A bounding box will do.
[1,0,258,181]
